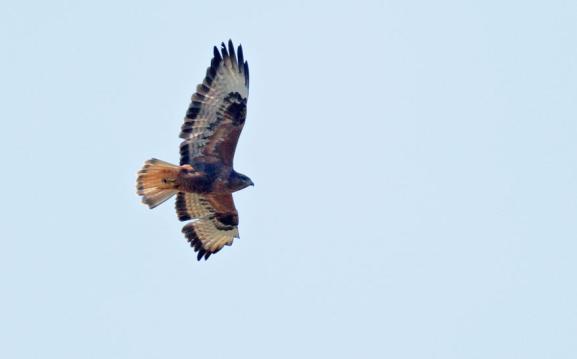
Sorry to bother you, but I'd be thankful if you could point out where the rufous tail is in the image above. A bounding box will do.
[137,158,179,209]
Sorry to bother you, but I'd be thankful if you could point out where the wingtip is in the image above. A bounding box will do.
[237,44,244,71]
[220,41,229,60]
[244,61,249,87]
[227,39,237,69]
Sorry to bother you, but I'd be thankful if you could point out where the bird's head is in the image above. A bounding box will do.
[229,171,254,192]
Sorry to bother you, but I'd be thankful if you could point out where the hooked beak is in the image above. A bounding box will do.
[249,179,255,186]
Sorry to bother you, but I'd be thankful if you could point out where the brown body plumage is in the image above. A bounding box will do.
[136,40,252,260]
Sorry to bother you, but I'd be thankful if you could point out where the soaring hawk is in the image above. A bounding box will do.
[137,40,252,260]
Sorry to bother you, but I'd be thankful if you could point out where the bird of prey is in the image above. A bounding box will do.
[137,40,252,260]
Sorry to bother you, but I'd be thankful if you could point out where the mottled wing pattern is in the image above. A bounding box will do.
[176,192,239,260]
[180,40,249,166]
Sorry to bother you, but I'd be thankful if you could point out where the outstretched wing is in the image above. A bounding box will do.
[176,192,240,260]
[180,40,249,166]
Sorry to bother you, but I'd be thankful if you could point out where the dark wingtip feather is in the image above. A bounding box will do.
[197,250,205,261]
[213,46,221,61]
[208,47,221,77]
[237,45,244,73]
[183,223,217,262]
[206,55,219,83]
[228,40,237,69]
[220,42,228,59]
[244,61,249,87]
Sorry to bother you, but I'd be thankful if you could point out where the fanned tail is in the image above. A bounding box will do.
[137,158,179,209]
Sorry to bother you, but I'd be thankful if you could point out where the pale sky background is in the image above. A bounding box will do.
[1,1,576,358]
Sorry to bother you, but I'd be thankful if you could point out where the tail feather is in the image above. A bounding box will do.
[137,158,179,209]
